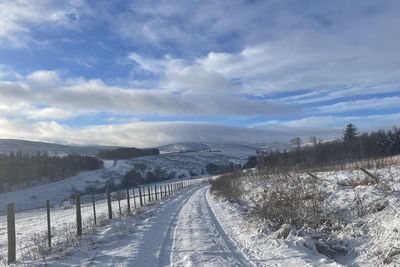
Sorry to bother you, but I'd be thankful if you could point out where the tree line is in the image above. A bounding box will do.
[0,152,103,192]
[256,124,400,170]
[98,147,160,160]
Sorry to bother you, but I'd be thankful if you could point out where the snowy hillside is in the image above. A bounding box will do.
[0,140,277,214]
[0,150,250,214]
[0,139,117,155]
[159,141,288,157]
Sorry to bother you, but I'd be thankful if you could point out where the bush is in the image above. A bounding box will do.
[122,169,144,187]
[249,170,337,230]
[209,172,243,202]
[205,163,219,174]
[243,156,257,169]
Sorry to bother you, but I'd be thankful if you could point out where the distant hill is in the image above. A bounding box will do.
[0,139,289,158]
[158,141,289,157]
[0,139,117,155]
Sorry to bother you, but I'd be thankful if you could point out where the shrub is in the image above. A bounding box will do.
[209,172,243,202]
[122,169,144,187]
[249,170,337,230]
[243,156,257,169]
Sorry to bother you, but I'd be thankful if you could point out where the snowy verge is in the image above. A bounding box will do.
[206,189,342,266]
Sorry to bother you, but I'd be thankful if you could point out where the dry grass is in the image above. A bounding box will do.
[249,170,334,230]
[209,172,243,202]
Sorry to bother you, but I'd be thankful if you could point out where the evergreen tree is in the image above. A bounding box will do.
[342,123,359,143]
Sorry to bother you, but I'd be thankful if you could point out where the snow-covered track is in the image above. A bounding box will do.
[170,185,253,266]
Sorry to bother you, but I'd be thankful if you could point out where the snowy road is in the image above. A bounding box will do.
[49,184,253,266]
[116,184,251,266]
[41,183,332,267]
[170,186,251,266]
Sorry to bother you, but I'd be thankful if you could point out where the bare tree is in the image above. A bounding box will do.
[291,137,302,151]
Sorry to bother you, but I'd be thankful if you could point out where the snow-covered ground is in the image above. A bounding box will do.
[217,165,400,266]
[4,139,397,266]
[0,148,254,215]
[207,190,340,266]
[0,179,207,265]
[0,160,133,214]
[18,184,335,267]
[4,164,399,266]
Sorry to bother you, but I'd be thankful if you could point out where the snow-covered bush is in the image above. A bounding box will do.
[249,170,333,230]
[210,172,243,202]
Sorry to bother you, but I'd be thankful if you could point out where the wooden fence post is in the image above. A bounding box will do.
[139,186,143,207]
[7,203,16,265]
[142,186,146,205]
[107,184,112,220]
[159,185,163,199]
[155,185,158,201]
[126,187,131,213]
[132,187,137,209]
[147,185,151,202]
[117,191,121,215]
[46,200,51,249]
[92,193,96,225]
[75,193,82,236]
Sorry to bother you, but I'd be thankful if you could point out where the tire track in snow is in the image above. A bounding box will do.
[158,187,198,266]
[171,185,253,266]
[204,188,255,267]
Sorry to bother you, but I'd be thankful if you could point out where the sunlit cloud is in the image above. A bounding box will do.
[0,0,399,146]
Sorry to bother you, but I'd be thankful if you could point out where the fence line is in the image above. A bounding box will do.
[3,178,206,265]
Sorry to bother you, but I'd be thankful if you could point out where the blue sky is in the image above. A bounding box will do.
[0,0,399,147]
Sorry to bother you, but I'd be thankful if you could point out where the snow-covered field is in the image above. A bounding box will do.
[16,184,330,267]
[13,183,345,266]
[0,140,270,214]
[0,141,265,265]
[3,163,399,266]
[5,140,399,266]
[0,148,252,215]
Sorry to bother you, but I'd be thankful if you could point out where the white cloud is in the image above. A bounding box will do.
[0,70,296,118]
[1,1,400,146]
[0,119,292,147]
[0,0,88,47]
[26,70,62,88]
[1,113,397,147]
[24,107,74,120]
[313,96,400,114]
[255,113,400,134]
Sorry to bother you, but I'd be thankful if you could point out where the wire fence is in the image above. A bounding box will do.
[0,178,207,265]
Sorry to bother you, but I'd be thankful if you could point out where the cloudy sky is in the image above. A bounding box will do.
[0,0,399,147]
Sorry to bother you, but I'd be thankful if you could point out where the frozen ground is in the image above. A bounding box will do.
[226,165,400,266]
[2,144,396,266]
[13,184,342,267]
[0,142,261,215]
[0,182,172,264]
[207,189,340,266]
